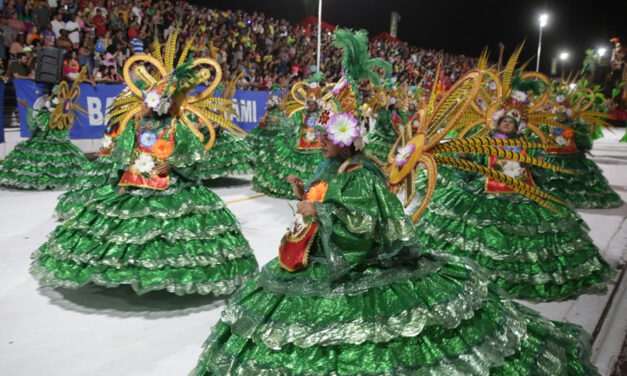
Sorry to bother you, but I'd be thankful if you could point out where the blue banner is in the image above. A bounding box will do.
[14,79,270,138]
[0,81,5,143]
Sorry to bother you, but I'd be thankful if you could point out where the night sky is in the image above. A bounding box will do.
[199,0,625,74]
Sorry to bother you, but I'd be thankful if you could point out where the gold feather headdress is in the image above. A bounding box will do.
[105,28,241,150]
[387,69,571,222]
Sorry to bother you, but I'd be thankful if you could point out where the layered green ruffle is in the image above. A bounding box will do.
[252,134,324,199]
[246,125,281,153]
[198,128,254,180]
[532,151,623,209]
[364,129,396,163]
[32,183,258,295]
[415,174,613,301]
[54,156,116,221]
[191,253,598,376]
[0,133,88,190]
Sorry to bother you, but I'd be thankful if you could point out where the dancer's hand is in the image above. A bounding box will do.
[153,162,171,176]
[297,201,317,219]
[286,175,304,199]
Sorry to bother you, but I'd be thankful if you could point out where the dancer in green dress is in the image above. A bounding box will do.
[31,54,258,295]
[0,75,88,190]
[246,89,284,153]
[531,83,623,208]
[191,30,599,375]
[414,62,613,301]
[364,82,406,163]
[252,74,327,199]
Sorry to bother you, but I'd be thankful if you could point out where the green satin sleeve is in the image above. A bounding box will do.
[573,121,593,151]
[167,120,208,168]
[314,160,415,280]
[110,119,137,171]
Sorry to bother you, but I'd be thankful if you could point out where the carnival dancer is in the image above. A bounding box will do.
[413,51,613,301]
[31,52,258,295]
[245,87,284,153]
[0,71,89,190]
[364,81,406,163]
[190,30,600,376]
[251,73,328,199]
[531,81,623,208]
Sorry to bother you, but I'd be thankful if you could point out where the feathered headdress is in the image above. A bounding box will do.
[316,29,392,150]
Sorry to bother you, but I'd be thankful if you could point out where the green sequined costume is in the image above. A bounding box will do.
[252,108,324,199]
[246,108,282,153]
[31,115,258,295]
[0,108,88,190]
[197,127,254,181]
[415,132,613,301]
[531,121,623,209]
[55,129,121,221]
[364,108,405,163]
[191,155,599,376]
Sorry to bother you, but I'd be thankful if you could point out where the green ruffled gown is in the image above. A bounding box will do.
[0,108,88,190]
[245,107,282,153]
[415,131,613,301]
[55,128,120,221]
[531,122,623,209]
[31,115,258,295]
[364,108,406,163]
[191,155,599,375]
[252,108,324,199]
[197,127,254,181]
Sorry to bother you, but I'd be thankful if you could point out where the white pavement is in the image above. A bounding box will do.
[0,129,626,376]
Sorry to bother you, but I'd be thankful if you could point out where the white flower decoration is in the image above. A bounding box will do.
[353,125,369,151]
[555,136,568,146]
[511,90,528,102]
[133,153,155,174]
[394,144,416,167]
[144,90,162,110]
[101,135,113,149]
[565,108,573,118]
[502,161,523,179]
[555,94,566,103]
[304,129,317,142]
[326,113,360,147]
[308,82,319,89]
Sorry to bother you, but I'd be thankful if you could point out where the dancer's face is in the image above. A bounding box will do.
[497,117,517,134]
[319,131,342,159]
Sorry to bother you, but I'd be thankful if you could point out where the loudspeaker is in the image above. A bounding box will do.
[35,47,65,84]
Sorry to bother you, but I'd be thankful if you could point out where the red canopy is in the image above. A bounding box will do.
[372,32,401,42]
[298,15,335,31]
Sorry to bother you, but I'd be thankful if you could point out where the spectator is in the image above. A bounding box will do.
[26,24,42,45]
[7,10,26,35]
[54,28,72,51]
[41,22,55,46]
[76,45,92,73]
[64,13,80,47]
[32,0,51,29]
[50,12,64,37]
[104,65,119,81]
[9,52,32,79]
[92,8,106,37]
[62,49,79,79]
[9,32,26,58]
[0,29,7,64]
[130,35,143,55]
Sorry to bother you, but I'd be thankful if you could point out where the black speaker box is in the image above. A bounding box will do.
[35,47,65,84]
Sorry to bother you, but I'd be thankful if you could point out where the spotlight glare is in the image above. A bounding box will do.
[539,14,549,28]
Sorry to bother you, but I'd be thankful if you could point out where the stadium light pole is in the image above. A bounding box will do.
[597,47,607,58]
[536,13,549,71]
[316,0,322,73]
[559,51,569,76]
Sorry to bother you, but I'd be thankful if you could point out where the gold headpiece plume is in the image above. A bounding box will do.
[50,67,88,130]
[106,28,241,150]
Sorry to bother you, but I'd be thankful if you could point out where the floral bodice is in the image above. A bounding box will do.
[295,109,321,150]
[118,118,175,190]
[485,131,535,193]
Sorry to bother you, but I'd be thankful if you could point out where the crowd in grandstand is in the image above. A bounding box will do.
[0,0,477,90]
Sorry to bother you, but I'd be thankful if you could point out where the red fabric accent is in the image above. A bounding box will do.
[279,222,317,272]
[119,171,170,190]
[372,32,401,42]
[546,137,577,154]
[485,155,535,193]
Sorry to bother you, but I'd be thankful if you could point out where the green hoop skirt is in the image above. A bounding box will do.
[246,126,281,154]
[252,135,324,199]
[198,128,254,181]
[54,156,116,221]
[32,181,258,295]
[415,167,613,301]
[191,252,598,375]
[533,151,623,209]
[0,129,88,190]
